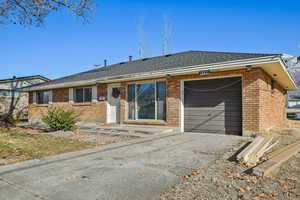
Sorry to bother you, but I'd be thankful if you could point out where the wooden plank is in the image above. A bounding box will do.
[253,141,300,177]
[236,137,265,163]
[265,140,300,160]
[247,137,274,166]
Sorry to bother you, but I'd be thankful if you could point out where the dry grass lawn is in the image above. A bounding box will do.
[0,130,96,165]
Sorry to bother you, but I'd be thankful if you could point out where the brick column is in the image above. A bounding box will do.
[120,83,127,124]
[243,69,261,135]
[166,77,181,127]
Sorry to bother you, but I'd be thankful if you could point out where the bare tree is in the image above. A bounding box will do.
[0,0,94,26]
[162,14,171,55]
[0,77,23,127]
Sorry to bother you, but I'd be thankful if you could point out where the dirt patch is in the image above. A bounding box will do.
[0,130,96,166]
[160,120,300,200]
[49,130,139,145]
[160,144,300,200]
[1,126,139,146]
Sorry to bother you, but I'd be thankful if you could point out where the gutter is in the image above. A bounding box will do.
[22,55,295,91]
[278,56,298,89]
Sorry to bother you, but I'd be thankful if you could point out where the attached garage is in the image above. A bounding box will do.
[183,77,242,135]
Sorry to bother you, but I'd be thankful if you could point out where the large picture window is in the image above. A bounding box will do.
[127,81,166,120]
[74,88,92,103]
[37,91,50,104]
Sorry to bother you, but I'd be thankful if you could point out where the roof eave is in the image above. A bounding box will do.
[22,55,296,91]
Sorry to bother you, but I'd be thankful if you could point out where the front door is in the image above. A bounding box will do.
[107,86,121,124]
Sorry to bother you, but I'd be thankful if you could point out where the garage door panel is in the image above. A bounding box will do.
[184,107,242,112]
[185,96,241,104]
[184,109,241,115]
[184,116,241,122]
[185,100,241,108]
[184,77,242,135]
[184,119,242,126]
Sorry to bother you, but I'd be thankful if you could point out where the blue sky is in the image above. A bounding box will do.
[1,0,299,80]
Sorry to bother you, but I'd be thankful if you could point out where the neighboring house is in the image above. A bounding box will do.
[287,91,300,108]
[0,75,49,119]
[22,51,297,136]
[282,54,300,109]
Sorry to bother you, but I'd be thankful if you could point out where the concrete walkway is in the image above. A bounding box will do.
[0,132,242,200]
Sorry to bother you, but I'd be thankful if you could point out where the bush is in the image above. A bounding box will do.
[6,114,20,124]
[42,107,78,131]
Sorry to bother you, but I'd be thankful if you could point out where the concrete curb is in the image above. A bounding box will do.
[0,132,182,176]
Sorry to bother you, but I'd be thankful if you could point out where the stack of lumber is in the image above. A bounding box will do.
[237,136,277,166]
[253,140,300,177]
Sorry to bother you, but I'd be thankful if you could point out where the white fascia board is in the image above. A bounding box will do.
[21,80,98,91]
[278,57,298,90]
[97,56,280,83]
[23,56,281,91]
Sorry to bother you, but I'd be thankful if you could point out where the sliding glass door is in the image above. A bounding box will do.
[137,83,156,119]
[127,81,166,121]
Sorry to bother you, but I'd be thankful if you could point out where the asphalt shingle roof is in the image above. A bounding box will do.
[27,50,279,89]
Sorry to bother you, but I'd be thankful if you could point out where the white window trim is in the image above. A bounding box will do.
[92,86,98,103]
[33,91,37,104]
[69,88,74,104]
[35,90,51,105]
[73,87,93,103]
[49,90,53,104]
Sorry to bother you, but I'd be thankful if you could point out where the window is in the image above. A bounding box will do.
[128,84,136,120]
[0,89,19,97]
[156,82,166,120]
[127,81,166,120]
[37,91,50,104]
[74,88,92,103]
[137,83,156,119]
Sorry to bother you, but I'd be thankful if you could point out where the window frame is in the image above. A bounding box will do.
[74,87,93,103]
[127,81,166,121]
[36,90,50,104]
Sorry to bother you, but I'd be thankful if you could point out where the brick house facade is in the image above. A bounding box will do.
[24,52,297,135]
[28,68,288,135]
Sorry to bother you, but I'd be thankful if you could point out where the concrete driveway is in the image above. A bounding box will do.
[0,132,242,200]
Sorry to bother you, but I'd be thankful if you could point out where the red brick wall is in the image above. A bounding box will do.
[29,84,107,124]
[258,70,286,131]
[53,88,69,102]
[162,68,286,135]
[28,68,286,135]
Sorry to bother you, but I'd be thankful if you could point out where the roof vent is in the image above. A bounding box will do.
[119,62,126,65]
[165,54,172,57]
[129,56,133,62]
[142,58,148,61]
